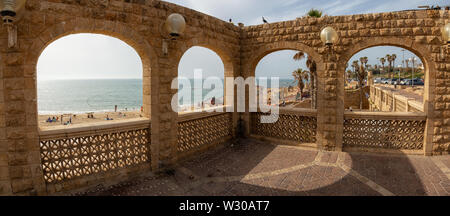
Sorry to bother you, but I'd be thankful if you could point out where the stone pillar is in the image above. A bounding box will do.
[316,50,342,151]
[156,50,179,167]
[368,71,373,86]
[0,50,45,195]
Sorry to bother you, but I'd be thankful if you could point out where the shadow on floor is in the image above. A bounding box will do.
[77,139,449,196]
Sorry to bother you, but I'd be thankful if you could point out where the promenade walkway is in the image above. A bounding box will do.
[76,139,450,196]
[375,84,423,103]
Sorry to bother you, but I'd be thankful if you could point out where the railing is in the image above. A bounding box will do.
[178,110,233,159]
[250,108,317,144]
[370,85,424,112]
[39,119,151,192]
[343,112,426,150]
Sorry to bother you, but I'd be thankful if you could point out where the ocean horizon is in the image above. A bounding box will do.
[37,78,297,114]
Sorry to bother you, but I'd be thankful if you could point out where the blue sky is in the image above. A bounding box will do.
[37,0,443,80]
[164,0,447,25]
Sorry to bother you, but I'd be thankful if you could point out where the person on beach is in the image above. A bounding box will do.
[115,105,118,112]
[69,116,72,124]
[60,115,63,124]
[46,117,51,123]
[52,116,56,122]
[211,97,216,106]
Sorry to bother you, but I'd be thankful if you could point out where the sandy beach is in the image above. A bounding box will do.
[38,86,311,129]
[39,110,144,129]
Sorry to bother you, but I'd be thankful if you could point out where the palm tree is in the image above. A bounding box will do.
[391,54,397,79]
[292,68,309,101]
[351,61,357,79]
[353,60,367,110]
[405,58,410,74]
[380,58,386,75]
[307,9,323,18]
[385,54,392,78]
[293,51,317,109]
[360,57,368,67]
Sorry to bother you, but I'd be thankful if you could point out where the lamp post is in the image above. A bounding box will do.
[441,23,450,59]
[161,13,186,56]
[0,0,27,48]
[320,27,339,47]
[320,26,339,62]
[409,57,417,86]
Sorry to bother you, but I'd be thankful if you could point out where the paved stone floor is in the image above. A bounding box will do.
[76,139,450,196]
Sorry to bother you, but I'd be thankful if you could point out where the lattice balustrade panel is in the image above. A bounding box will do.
[343,118,425,150]
[251,112,317,143]
[178,113,232,153]
[40,127,151,184]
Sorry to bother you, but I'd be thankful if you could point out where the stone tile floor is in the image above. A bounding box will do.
[75,139,450,196]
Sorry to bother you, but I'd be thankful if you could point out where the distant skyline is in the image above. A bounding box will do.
[347,46,423,71]
[37,1,440,80]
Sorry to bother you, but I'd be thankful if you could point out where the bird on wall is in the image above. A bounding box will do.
[262,17,268,24]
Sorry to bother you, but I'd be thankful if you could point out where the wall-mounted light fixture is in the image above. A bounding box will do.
[0,0,27,48]
[320,26,339,47]
[161,13,186,56]
[441,23,450,60]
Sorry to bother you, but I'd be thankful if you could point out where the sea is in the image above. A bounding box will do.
[37,78,297,114]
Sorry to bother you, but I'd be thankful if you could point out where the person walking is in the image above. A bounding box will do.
[115,105,118,112]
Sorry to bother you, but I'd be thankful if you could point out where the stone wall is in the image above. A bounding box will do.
[240,9,449,155]
[0,0,449,195]
[370,85,424,112]
[0,0,241,195]
[344,86,370,110]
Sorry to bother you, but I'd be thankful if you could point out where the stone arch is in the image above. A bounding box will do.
[175,38,237,107]
[245,41,323,78]
[338,37,436,112]
[25,18,160,119]
[176,38,236,78]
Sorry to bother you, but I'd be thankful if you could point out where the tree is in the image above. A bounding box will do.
[385,54,392,78]
[405,58,410,74]
[293,51,317,109]
[352,60,367,110]
[380,57,386,75]
[360,57,368,67]
[391,54,397,79]
[307,9,323,18]
[292,68,309,101]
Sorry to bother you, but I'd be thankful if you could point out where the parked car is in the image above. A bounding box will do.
[374,78,382,84]
[381,78,390,84]
[400,79,410,85]
[403,78,424,86]
[389,78,399,85]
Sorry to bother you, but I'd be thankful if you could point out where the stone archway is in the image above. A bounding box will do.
[21,18,161,194]
[245,41,323,78]
[337,37,436,154]
[338,37,436,108]
[26,18,159,119]
[176,38,237,108]
[241,41,325,148]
